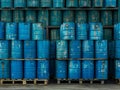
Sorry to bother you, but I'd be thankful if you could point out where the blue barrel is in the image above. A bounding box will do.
[40,0,52,7]
[50,41,56,58]
[18,23,31,40]
[104,29,112,40]
[0,60,10,79]
[113,11,118,24]
[60,22,75,40]
[53,0,65,7]
[0,40,10,59]
[56,60,67,79]
[104,0,116,7]
[11,60,23,79]
[37,40,49,59]
[50,29,60,40]
[1,10,12,22]
[11,40,23,58]
[0,22,5,39]
[69,40,81,58]
[79,0,91,7]
[14,0,26,7]
[115,40,120,58]
[1,0,13,8]
[13,10,24,22]
[66,0,78,7]
[76,23,88,40]
[63,10,74,22]
[6,23,17,40]
[56,40,68,58]
[50,10,62,26]
[109,41,115,59]
[37,60,49,79]
[115,60,120,79]
[114,23,120,40]
[26,10,36,23]
[24,41,36,59]
[50,59,55,78]
[89,23,103,40]
[27,0,39,7]
[92,0,103,7]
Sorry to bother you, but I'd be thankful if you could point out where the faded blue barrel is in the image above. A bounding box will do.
[37,60,49,79]
[40,0,52,7]
[66,0,78,7]
[26,10,36,23]
[115,60,120,79]
[0,60,10,79]
[56,60,67,79]
[114,23,120,40]
[27,0,39,7]
[11,60,23,79]
[1,10,12,22]
[50,29,60,40]
[6,23,17,40]
[76,23,88,40]
[115,40,120,58]
[88,11,100,23]
[69,40,81,58]
[109,41,115,59]
[24,41,36,59]
[1,0,13,8]
[0,22,5,39]
[79,0,91,7]
[18,23,31,40]
[0,40,10,59]
[101,11,112,26]
[60,22,75,40]
[13,10,24,22]
[37,40,49,59]
[53,0,65,7]
[56,40,68,58]
[63,10,74,22]
[104,29,112,40]
[68,60,81,79]
[113,11,118,24]
[14,0,26,7]
[11,40,23,58]
[104,0,117,7]
[50,41,56,58]
[50,10,62,26]
[92,0,103,7]
[24,60,36,79]
[89,23,103,40]
[75,11,87,24]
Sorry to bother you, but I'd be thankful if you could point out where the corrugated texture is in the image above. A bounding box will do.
[26,10,36,23]
[27,0,39,7]
[79,0,91,7]
[66,0,78,7]
[115,40,120,58]
[63,10,74,22]
[14,0,26,7]
[50,29,60,40]
[0,22,5,39]
[13,10,24,22]
[92,0,103,7]
[53,0,65,7]
[104,0,117,7]
[114,23,120,40]
[115,60,120,79]
[40,0,52,7]
[1,0,13,8]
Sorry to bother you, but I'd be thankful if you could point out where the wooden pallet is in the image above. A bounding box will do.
[116,79,120,84]
[35,79,48,85]
[22,79,37,85]
[68,79,81,84]
[57,79,68,84]
[80,79,105,84]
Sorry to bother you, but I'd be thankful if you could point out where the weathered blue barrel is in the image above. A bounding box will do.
[115,40,120,58]
[69,40,81,58]
[11,60,23,79]
[0,40,10,59]
[26,10,36,23]
[53,0,65,7]
[37,60,49,79]
[63,10,74,22]
[104,0,117,7]
[24,41,36,59]
[66,0,78,7]
[109,41,115,59]
[101,11,112,26]
[13,10,24,22]
[50,10,62,26]
[104,29,112,40]
[56,60,67,79]
[18,23,31,40]
[11,40,23,58]
[60,22,75,40]
[68,60,81,79]
[50,41,56,58]
[40,0,52,7]
[1,0,13,8]
[0,60,10,79]
[27,0,39,7]
[76,23,88,40]
[0,22,5,39]
[37,40,49,59]
[79,0,91,7]
[51,29,60,40]
[92,0,103,7]
[1,10,12,22]
[24,60,36,79]
[14,0,26,7]
[114,23,120,40]
[6,23,17,40]
[89,23,103,40]
[75,11,87,24]
[115,60,120,79]
[113,11,118,24]
[88,11,100,23]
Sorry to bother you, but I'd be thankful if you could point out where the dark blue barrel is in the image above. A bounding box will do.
[79,0,91,7]
[26,10,36,23]
[104,29,112,40]
[0,40,10,59]
[14,0,26,7]
[50,29,60,40]
[92,0,103,7]
[24,41,36,59]
[89,23,103,40]
[0,60,10,79]
[109,41,115,59]
[11,40,23,59]
[1,0,13,8]
[114,23,120,40]
[115,60,120,79]
[115,40,120,58]
[13,10,24,22]
[66,0,78,7]
[56,60,67,79]
[69,40,81,58]
[104,0,116,7]
[50,10,62,26]
[63,10,74,22]
[37,60,49,79]
[40,0,52,7]
[53,0,65,8]
[11,60,23,79]
[113,11,118,24]
[18,23,31,40]
[50,41,56,58]
[1,10,12,22]
[37,40,49,59]
[6,23,17,40]
[27,0,39,7]
[76,23,88,40]
[24,60,36,79]
[0,22,5,39]
[56,40,68,58]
